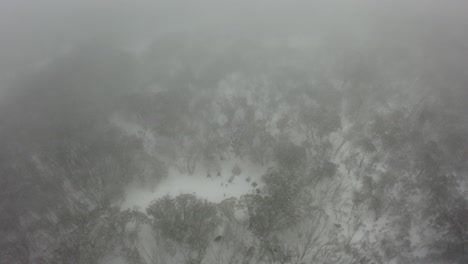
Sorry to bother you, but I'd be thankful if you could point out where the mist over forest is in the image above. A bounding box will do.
[1,1,468,263]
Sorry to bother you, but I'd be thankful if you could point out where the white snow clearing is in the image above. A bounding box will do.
[121,158,267,211]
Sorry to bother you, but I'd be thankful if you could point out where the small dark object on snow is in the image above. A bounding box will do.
[214,235,222,242]
[252,182,258,188]
[232,164,242,176]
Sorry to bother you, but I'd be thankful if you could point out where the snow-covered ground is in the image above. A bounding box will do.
[121,158,267,211]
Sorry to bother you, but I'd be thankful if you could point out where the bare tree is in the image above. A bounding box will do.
[147,194,221,264]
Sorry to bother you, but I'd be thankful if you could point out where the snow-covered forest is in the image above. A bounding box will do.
[1,1,468,263]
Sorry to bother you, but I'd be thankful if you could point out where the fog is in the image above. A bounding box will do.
[1,1,468,263]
